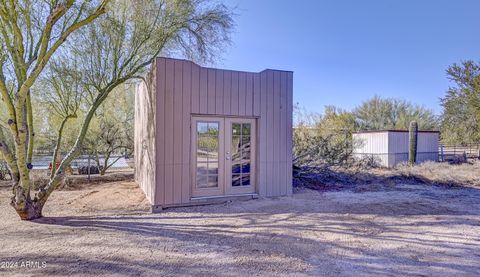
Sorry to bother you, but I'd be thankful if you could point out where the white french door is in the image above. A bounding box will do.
[192,116,256,198]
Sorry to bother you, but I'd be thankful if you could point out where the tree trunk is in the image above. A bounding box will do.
[11,198,44,220]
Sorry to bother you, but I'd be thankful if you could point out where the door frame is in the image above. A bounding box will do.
[191,115,258,199]
[224,117,257,195]
[191,116,225,198]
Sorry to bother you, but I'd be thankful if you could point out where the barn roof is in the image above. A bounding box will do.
[353,129,440,134]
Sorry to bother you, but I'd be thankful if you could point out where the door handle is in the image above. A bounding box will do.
[226,156,230,160]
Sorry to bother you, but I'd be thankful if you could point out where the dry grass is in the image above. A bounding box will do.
[394,161,480,187]
[295,161,480,192]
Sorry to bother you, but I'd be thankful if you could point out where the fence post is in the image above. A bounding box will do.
[87,154,91,182]
[440,145,444,162]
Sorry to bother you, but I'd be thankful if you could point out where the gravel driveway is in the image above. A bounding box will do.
[1,181,479,276]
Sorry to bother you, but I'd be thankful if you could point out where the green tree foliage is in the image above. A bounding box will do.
[440,61,480,144]
[353,95,438,131]
[85,85,134,175]
[294,106,357,168]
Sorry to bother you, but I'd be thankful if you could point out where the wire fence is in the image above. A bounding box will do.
[353,152,439,167]
[31,154,131,170]
[355,144,480,166]
[31,152,132,180]
[0,153,132,181]
[439,144,480,161]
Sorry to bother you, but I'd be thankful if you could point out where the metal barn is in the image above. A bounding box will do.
[353,130,440,168]
[135,57,293,211]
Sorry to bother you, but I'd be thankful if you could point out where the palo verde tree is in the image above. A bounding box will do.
[85,86,134,175]
[1,0,233,220]
[36,59,86,175]
[0,0,110,220]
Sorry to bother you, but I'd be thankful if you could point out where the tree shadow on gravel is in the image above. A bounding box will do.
[30,210,480,276]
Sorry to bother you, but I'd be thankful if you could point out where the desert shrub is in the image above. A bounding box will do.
[294,127,354,168]
[293,106,360,173]
[293,106,388,189]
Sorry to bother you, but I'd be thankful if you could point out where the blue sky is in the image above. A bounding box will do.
[219,0,480,115]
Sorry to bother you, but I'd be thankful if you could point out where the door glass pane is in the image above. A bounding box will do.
[241,135,251,162]
[197,163,208,175]
[232,174,241,187]
[196,175,208,188]
[241,163,250,174]
[207,175,218,188]
[196,121,219,189]
[231,135,241,162]
[197,137,212,162]
[242,149,251,160]
[197,122,208,135]
[208,162,218,175]
[242,124,251,135]
[241,175,250,186]
[206,123,219,135]
[241,135,250,147]
[199,136,219,152]
[232,163,241,174]
[230,122,252,188]
[232,123,241,135]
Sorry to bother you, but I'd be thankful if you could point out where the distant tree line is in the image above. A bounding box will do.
[294,95,438,134]
[294,60,480,170]
[293,95,438,169]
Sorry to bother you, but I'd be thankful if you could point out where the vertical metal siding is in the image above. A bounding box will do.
[353,133,389,167]
[414,132,439,163]
[134,66,156,204]
[155,59,165,205]
[354,131,439,168]
[388,132,408,167]
[389,132,439,166]
[181,61,192,203]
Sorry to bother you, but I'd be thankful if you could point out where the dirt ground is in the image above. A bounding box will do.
[1,179,479,276]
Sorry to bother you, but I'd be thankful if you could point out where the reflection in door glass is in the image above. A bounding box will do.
[232,163,241,174]
[241,175,250,186]
[241,163,250,174]
[196,121,219,188]
[196,175,208,188]
[231,122,252,187]
[232,174,241,187]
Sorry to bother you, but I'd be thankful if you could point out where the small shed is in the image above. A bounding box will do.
[353,130,440,167]
[135,57,293,211]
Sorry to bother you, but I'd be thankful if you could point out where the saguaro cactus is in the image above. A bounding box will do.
[408,121,418,165]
